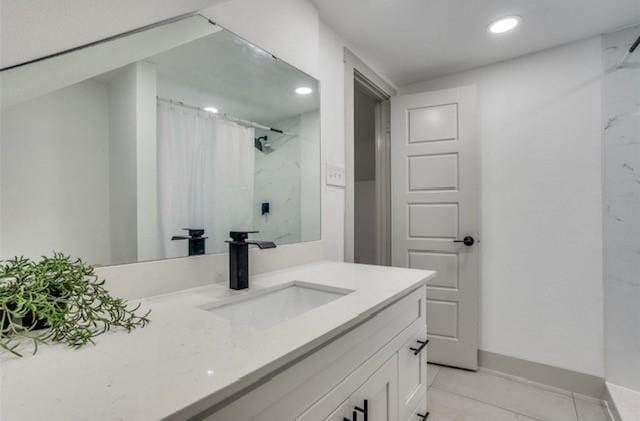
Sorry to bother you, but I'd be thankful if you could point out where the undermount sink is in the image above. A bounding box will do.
[202,282,352,330]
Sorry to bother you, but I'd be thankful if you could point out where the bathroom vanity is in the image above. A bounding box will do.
[0,261,433,420]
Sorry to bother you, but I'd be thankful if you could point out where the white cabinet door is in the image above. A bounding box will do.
[299,354,399,421]
[349,354,399,421]
[397,331,428,420]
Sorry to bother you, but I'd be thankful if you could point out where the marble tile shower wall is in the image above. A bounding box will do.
[603,25,640,392]
[252,110,320,245]
[254,117,302,245]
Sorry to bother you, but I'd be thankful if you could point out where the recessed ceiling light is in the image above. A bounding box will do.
[488,16,520,34]
[295,86,313,95]
[204,107,219,113]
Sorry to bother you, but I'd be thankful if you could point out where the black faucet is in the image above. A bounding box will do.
[171,228,208,256]
[226,231,276,290]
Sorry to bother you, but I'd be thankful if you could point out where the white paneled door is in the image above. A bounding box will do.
[391,86,479,370]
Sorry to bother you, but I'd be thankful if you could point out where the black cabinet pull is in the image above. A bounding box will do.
[343,409,358,421]
[409,339,429,355]
[354,399,368,421]
[417,412,429,420]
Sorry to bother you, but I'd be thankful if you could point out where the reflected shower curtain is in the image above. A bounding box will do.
[157,103,254,258]
[211,119,255,251]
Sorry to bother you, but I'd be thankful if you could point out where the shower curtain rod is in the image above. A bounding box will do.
[616,32,640,68]
[157,96,295,135]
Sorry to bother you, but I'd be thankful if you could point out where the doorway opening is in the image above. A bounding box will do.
[353,75,391,265]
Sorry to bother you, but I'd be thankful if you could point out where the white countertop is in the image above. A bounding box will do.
[0,261,434,420]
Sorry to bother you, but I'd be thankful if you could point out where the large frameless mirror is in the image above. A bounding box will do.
[0,14,321,266]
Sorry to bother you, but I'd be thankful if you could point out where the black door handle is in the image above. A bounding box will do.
[417,412,430,420]
[453,236,474,246]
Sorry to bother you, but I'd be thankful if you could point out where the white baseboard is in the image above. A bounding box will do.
[478,350,605,399]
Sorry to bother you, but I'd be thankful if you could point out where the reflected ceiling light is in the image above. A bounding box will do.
[295,86,313,95]
[204,107,219,113]
[488,16,520,34]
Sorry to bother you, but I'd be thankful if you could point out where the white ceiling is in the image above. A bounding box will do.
[312,0,640,86]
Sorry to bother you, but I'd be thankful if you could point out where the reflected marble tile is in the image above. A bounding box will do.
[428,388,536,421]
[603,24,640,393]
[433,366,577,421]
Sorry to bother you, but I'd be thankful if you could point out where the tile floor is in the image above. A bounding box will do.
[427,364,612,421]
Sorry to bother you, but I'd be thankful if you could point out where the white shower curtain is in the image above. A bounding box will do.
[212,118,256,251]
[157,103,255,258]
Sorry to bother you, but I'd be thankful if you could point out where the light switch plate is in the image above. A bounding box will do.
[326,163,346,187]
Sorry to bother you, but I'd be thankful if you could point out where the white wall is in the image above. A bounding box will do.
[1,79,112,264]
[400,37,605,376]
[318,20,347,261]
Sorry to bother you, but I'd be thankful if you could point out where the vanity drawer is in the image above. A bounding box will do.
[202,285,426,421]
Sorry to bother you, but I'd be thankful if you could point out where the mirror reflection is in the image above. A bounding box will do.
[0,17,320,266]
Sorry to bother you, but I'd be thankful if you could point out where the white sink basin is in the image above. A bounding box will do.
[202,282,352,330]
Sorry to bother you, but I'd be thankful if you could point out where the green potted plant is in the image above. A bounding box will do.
[0,253,150,357]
